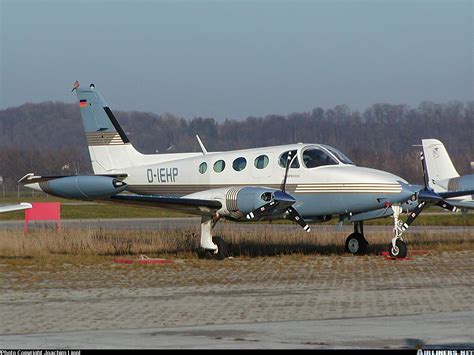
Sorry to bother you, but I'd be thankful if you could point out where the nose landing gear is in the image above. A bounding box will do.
[390,205,408,258]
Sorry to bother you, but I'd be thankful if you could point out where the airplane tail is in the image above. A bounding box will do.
[75,84,143,174]
[421,139,460,192]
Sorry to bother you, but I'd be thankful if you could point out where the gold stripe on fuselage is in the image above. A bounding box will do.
[126,183,402,195]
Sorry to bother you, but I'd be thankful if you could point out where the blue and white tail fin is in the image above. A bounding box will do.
[75,84,143,174]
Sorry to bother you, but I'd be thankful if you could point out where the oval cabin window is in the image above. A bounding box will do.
[213,160,226,173]
[232,157,247,171]
[254,155,269,169]
[199,162,207,174]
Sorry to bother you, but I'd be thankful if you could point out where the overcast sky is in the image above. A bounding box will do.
[0,0,472,120]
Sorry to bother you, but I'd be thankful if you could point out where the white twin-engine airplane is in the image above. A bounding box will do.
[19,83,474,259]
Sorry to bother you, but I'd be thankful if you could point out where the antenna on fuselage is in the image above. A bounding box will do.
[196,135,208,155]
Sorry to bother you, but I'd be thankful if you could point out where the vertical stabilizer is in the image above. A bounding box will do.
[75,84,142,174]
[421,139,460,189]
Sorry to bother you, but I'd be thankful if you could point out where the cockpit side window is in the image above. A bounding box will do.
[320,144,354,165]
[302,148,337,168]
[278,150,300,168]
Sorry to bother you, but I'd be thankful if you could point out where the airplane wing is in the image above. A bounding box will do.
[108,194,222,216]
[0,203,32,213]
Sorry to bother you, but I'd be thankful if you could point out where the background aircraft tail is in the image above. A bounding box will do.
[421,139,460,191]
[75,84,144,174]
[422,139,474,206]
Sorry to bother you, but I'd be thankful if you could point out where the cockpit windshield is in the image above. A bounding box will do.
[302,148,338,168]
[320,145,354,165]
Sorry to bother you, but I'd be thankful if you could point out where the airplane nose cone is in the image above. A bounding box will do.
[351,167,416,203]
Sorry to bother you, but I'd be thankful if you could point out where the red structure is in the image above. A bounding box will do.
[24,202,61,234]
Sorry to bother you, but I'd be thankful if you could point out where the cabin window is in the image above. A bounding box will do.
[302,148,337,168]
[232,157,247,171]
[213,160,226,173]
[254,155,269,169]
[199,162,207,174]
[279,150,300,168]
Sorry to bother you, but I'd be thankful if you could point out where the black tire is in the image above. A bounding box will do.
[211,236,229,260]
[389,239,407,258]
[345,232,368,255]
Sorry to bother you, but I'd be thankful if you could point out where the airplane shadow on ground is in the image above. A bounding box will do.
[198,242,395,258]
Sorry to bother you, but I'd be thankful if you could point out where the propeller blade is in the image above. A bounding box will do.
[420,151,430,190]
[286,206,311,232]
[282,150,292,192]
[401,201,427,231]
[246,200,279,220]
[436,200,460,212]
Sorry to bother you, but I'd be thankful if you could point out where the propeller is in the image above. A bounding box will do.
[246,150,311,232]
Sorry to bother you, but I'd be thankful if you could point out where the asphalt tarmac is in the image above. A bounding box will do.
[1,311,472,349]
[1,216,473,234]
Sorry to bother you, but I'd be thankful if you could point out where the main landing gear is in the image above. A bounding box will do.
[199,214,230,260]
[345,221,369,255]
[390,205,408,258]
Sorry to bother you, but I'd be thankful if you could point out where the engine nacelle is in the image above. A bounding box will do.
[186,186,280,219]
[234,186,276,215]
[34,175,127,200]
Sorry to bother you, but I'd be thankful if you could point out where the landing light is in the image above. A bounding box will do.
[113,180,125,188]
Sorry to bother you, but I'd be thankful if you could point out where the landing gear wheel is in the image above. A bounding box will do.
[212,236,229,260]
[389,239,407,259]
[198,236,230,260]
[345,233,368,255]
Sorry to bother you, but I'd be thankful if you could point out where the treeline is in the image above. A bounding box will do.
[0,100,472,191]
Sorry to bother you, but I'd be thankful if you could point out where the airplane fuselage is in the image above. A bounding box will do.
[118,143,415,220]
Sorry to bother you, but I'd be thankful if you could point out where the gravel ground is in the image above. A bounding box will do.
[0,250,473,349]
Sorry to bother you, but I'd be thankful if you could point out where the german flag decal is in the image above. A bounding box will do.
[79,99,87,108]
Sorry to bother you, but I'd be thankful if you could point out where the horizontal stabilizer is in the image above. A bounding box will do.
[0,203,32,213]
